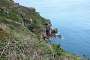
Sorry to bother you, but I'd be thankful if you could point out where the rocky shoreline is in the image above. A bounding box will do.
[0,0,82,60]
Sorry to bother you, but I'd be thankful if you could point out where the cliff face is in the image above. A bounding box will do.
[0,0,81,60]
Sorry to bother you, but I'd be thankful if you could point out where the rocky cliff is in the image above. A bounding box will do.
[0,0,81,60]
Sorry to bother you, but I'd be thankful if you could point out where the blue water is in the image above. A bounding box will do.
[15,0,90,58]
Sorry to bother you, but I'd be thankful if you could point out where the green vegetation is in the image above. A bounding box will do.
[0,0,82,60]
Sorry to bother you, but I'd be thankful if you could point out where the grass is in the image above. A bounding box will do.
[0,0,82,60]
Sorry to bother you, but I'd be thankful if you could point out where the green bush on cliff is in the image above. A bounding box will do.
[51,44,64,56]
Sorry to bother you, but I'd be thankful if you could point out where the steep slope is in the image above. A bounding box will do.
[0,0,81,60]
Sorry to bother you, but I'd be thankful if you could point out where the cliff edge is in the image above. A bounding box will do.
[0,0,81,60]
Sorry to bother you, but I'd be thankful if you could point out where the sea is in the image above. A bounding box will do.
[15,0,90,58]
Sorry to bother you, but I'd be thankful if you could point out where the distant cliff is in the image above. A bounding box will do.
[0,0,81,60]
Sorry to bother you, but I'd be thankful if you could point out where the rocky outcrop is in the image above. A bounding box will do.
[0,0,81,60]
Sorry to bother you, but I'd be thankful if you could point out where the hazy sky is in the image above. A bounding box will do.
[14,0,90,26]
[14,0,90,18]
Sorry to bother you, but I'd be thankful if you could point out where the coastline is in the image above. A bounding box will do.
[0,0,82,60]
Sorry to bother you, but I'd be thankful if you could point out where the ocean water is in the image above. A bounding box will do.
[15,0,90,58]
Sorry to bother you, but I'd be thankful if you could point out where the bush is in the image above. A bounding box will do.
[51,44,64,56]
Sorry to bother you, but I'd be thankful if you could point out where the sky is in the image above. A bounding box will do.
[14,0,90,18]
[14,0,90,27]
